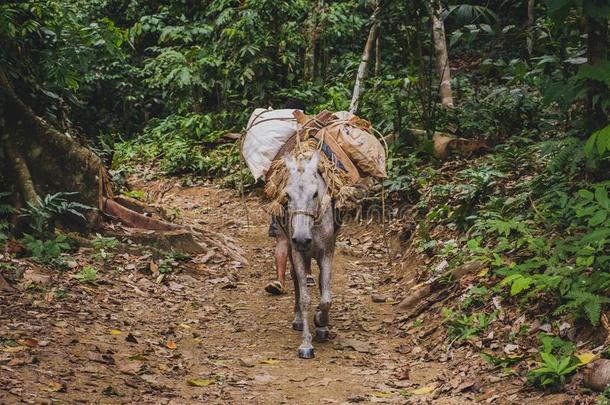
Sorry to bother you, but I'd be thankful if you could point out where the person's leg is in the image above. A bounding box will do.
[275,232,289,288]
[265,216,289,295]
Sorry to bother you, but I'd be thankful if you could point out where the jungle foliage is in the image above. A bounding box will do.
[0,0,609,392]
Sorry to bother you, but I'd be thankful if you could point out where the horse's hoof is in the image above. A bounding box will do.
[314,311,325,327]
[306,275,315,286]
[315,327,330,342]
[292,320,303,331]
[298,347,315,359]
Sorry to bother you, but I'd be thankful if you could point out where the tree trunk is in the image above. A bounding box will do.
[375,30,381,76]
[350,18,380,114]
[3,137,37,203]
[0,74,246,263]
[0,71,110,227]
[304,1,324,82]
[304,27,317,81]
[586,14,609,131]
[429,2,454,108]
[526,0,535,56]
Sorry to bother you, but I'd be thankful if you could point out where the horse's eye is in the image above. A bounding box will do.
[313,191,318,199]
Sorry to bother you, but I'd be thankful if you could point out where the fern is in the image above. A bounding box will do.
[0,192,14,215]
[535,137,584,175]
[555,289,609,326]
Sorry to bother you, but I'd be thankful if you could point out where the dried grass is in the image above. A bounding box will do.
[264,138,367,213]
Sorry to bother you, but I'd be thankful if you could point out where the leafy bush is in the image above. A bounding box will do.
[527,335,580,391]
[76,266,98,283]
[21,234,70,263]
[0,192,14,245]
[20,192,90,239]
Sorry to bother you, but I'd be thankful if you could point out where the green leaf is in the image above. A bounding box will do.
[585,125,610,157]
[588,210,607,226]
[510,276,533,296]
[540,352,559,370]
[578,189,594,201]
[545,0,573,21]
[577,61,610,85]
[595,187,610,210]
[557,355,571,372]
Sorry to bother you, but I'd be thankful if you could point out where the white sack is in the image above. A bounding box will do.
[242,108,298,180]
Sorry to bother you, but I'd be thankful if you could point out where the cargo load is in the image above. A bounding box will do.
[242,108,387,211]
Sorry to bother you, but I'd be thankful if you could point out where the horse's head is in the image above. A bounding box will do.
[284,151,324,251]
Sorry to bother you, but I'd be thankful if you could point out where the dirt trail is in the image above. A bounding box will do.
[0,181,562,404]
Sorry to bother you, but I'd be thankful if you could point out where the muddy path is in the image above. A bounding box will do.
[1,181,566,404]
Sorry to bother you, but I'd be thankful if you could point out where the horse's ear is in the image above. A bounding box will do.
[306,151,320,173]
[284,154,297,172]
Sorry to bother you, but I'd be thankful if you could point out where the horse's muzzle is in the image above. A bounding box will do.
[292,237,312,251]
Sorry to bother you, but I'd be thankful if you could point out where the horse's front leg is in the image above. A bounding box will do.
[292,252,314,359]
[314,252,333,342]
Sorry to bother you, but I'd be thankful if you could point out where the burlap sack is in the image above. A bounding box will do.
[326,111,387,179]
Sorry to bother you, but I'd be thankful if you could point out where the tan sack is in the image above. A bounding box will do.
[327,111,387,179]
[242,108,299,180]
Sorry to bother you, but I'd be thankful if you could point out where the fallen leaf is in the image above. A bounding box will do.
[477,267,489,277]
[372,391,392,398]
[456,380,476,392]
[103,385,120,396]
[259,358,279,365]
[118,360,143,375]
[166,340,177,350]
[187,379,214,387]
[110,329,122,335]
[21,267,51,285]
[47,382,67,393]
[395,366,410,380]
[178,323,191,329]
[577,352,597,365]
[150,261,158,274]
[1,346,27,353]
[125,333,139,344]
[8,354,34,366]
[238,357,255,368]
[17,338,39,348]
[411,385,436,395]
[503,344,519,354]
[337,338,371,353]
[87,351,115,364]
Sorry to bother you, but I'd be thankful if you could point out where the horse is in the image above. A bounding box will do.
[276,150,337,359]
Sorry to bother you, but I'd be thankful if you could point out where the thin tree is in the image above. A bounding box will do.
[526,0,535,56]
[428,1,454,108]
[375,30,381,76]
[585,12,609,130]
[350,13,380,114]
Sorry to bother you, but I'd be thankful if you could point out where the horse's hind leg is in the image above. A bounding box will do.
[314,253,333,342]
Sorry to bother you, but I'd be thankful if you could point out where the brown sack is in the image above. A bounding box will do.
[327,112,387,179]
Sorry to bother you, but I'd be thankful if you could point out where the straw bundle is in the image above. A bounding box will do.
[264,137,366,215]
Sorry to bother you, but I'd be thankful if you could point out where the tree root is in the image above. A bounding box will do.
[113,195,170,220]
[103,198,247,264]
[3,137,38,203]
[0,272,16,292]
[396,261,484,317]
[1,73,245,265]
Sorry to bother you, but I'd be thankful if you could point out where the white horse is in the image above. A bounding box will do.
[277,151,338,359]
